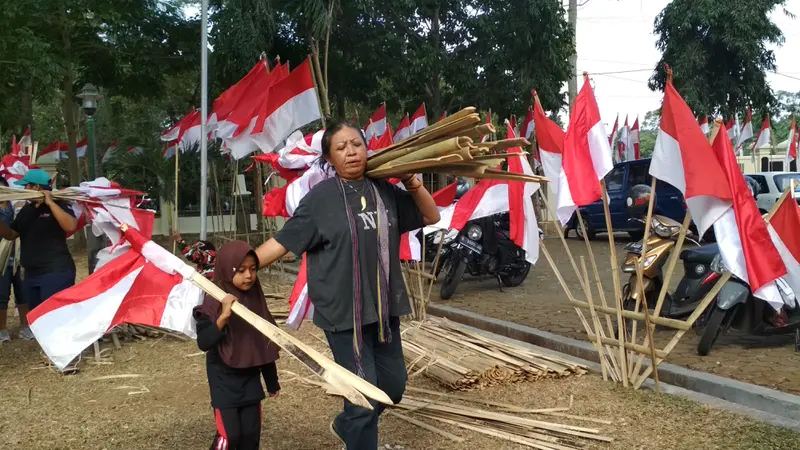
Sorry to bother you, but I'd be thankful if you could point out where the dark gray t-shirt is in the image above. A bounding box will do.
[275,177,423,332]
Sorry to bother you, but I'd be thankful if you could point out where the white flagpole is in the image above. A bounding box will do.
[199,0,209,240]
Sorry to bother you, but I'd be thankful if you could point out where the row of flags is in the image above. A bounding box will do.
[607,115,640,163]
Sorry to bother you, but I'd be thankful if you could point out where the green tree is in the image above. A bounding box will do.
[649,0,788,114]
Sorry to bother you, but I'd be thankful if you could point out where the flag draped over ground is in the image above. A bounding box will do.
[556,75,613,225]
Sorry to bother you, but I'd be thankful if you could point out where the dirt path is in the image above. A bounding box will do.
[438,234,800,394]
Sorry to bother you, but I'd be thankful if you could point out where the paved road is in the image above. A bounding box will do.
[434,234,800,394]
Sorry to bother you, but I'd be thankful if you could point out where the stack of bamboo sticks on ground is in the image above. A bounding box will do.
[366,107,547,182]
[297,377,614,449]
[402,318,586,391]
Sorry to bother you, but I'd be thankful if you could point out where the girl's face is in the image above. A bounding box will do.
[325,127,367,180]
[232,254,258,291]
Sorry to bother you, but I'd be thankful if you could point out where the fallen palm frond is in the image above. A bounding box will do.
[366,107,548,183]
[401,318,586,391]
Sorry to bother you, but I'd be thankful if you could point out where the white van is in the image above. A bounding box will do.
[745,172,800,213]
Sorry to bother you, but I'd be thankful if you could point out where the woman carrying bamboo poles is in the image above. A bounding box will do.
[255,121,441,449]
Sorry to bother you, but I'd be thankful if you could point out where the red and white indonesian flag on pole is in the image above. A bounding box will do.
[364,104,387,140]
[532,91,564,197]
[767,192,800,306]
[28,225,200,370]
[711,123,787,310]
[630,116,642,161]
[245,59,321,159]
[726,117,737,141]
[785,118,797,170]
[410,104,428,135]
[75,138,88,158]
[20,126,31,150]
[607,114,619,147]
[616,115,629,163]
[399,181,458,261]
[699,115,710,135]
[519,107,534,141]
[648,78,732,237]
[736,107,754,155]
[394,114,411,142]
[750,115,772,165]
[556,74,614,225]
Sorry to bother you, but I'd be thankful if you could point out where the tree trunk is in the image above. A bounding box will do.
[567,0,578,114]
[335,93,346,120]
[429,3,443,119]
[19,77,33,144]
[60,5,84,248]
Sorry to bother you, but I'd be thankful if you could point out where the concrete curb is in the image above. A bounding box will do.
[429,304,800,423]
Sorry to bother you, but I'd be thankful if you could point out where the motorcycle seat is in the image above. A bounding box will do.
[680,243,719,263]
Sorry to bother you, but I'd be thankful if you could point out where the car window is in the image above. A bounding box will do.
[747,175,769,194]
[774,174,800,192]
[628,164,652,187]
[604,166,625,191]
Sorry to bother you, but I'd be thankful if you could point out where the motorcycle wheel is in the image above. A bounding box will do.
[500,263,531,287]
[697,306,729,356]
[440,259,467,300]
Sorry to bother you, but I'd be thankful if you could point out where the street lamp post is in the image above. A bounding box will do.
[77,83,102,179]
[77,83,104,273]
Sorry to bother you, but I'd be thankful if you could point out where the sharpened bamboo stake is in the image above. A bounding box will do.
[388,411,465,443]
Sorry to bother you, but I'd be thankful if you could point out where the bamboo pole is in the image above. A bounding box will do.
[172,144,179,254]
[627,178,659,389]
[633,272,731,388]
[575,212,618,342]
[118,224,392,408]
[580,257,609,381]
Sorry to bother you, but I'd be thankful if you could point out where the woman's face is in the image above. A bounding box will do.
[325,127,367,180]
[232,254,258,291]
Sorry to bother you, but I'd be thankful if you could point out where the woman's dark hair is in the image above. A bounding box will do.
[318,120,368,172]
[198,240,216,252]
[0,176,7,187]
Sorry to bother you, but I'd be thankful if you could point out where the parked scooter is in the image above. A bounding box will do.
[439,212,534,300]
[697,255,800,356]
[621,185,721,320]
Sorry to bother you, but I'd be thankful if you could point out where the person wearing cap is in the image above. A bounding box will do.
[0,176,30,342]
[0,169,78,312]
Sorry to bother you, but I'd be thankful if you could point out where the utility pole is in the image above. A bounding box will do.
[568,0,578,115]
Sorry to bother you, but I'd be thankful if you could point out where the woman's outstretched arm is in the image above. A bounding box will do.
[255,238,290,269]
[402,176,441,225]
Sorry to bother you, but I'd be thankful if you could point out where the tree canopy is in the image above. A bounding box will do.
[648,0,788,116]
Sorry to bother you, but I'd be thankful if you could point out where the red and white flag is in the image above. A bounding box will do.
[519,107,534,141]
[102,141,118,163]
[36,141,68,164]
[368,122,394,155]
[19,127,31,150]
[162,109,203,158]
[532,92,564,196]
[394,114,412,142]
[410,104,428,135]
[364,104,387,140]
[509,115,518,133]
[616,115,630,163]
[736,107,753,155]
[726,117,737,141]
[629,116,640,161]
[399,181,458,261]
[607,114,619,147]
[75,138,88,158]
[699,115,710,135]
[210,58,271,138]
[556,75,614,225]
[238,60,320,159]
[648,79,732,237]
[767,194,800,307]
[785,118,797,170]
[28,226,203,370]
[749,115,772,164]
[711,124,786,310]
[0,154,35,186]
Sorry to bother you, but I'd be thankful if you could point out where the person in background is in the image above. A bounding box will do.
[0,176,29,342]
[193,241,280,450]
[173,231,216,280]
[0,169,77,313]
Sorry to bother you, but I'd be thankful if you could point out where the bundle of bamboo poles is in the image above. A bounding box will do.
[298,377,614,449]
[0,186,90,203]
[402,318,586,391]
[367,107,547,182]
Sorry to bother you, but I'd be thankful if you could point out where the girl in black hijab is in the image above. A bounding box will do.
[194,241,280,450]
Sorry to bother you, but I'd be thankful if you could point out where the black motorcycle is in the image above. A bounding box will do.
[697,254,800,356]
[439,212,532,300]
